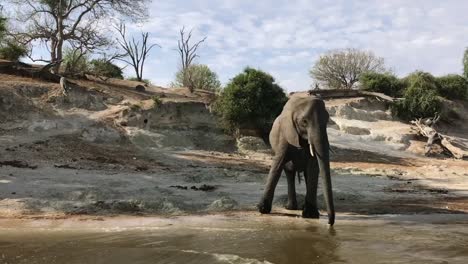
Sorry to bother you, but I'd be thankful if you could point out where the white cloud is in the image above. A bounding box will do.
[23,0,468,91]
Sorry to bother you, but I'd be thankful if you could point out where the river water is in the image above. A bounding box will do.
[1,214,467,264]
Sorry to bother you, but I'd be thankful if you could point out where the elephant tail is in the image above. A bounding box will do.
[297,171,302,184]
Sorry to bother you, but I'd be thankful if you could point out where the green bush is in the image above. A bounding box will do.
[0,15,27,61]
[436,74,468,100]
[89,59,123,79]
[214,67,287,133]
[0,41,27,61]
[63,48,89,76]
[172,64,221,92]
[359,72,405,97]
[401,71,440,91]
[152,95,162,107]
[392,71,441,120]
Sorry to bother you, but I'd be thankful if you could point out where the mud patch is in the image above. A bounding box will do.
[170,184,216,192]
[70,198,185,215]
[80,125,122,143]
[0,160,37,169]
[384,183,450,195]
[54,164,79,169]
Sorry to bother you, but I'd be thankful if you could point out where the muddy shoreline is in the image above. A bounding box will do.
[1,144,467,220]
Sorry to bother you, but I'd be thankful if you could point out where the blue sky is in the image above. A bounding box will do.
[23,0,468,91]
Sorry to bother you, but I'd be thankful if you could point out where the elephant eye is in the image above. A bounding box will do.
[301,119,307,126]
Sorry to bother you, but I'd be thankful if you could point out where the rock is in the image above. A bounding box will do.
[340,125,371,135]
[237,136,269,153]
[330,103,391,122]
[80,126,122,143]
[135,85,146,92]
[207,197,238,211]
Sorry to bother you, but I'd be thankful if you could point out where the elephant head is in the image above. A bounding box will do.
[260,95,335,225]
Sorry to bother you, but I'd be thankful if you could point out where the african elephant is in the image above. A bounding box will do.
[258,94,335,225]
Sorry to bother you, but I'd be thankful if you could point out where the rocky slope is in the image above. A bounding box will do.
[0,73,467,218]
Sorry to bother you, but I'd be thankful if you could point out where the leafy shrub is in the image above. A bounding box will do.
[172,64,221,92]
[152,95,162,107]
[0,41,27,61]
[63,48,89,76]
[89,59,123,79]
[130,103,142,111]
[392,71,441,120]
[214,67,287,133]
[436,74,468,100]
[0,15,27,61]
[401,71,440,91]
[359,72,405,97]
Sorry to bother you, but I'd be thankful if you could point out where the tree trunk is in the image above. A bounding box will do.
[50,40,57,70]
[54,39,63,74]
[53,3,64,74]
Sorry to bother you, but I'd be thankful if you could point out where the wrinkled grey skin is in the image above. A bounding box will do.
[258,95,335,225]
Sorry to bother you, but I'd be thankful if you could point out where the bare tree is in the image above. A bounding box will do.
[115,23,158,82]
[176,27,206,92]
[310,48,385,89]
[9,0,148,73]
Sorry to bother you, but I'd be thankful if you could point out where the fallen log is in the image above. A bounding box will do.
[410,115,467,159]
[301,89,402,102]
[441,137,468,159]
[0,60,61,83]
[359,91,399,102]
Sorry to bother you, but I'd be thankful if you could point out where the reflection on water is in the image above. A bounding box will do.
[1,215,468,264]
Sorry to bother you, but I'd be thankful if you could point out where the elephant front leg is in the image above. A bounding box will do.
[258,152,286,214]
[284,166,298,210]
[303,157,320,218]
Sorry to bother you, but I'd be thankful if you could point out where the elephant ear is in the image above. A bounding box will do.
[280,113,300,148]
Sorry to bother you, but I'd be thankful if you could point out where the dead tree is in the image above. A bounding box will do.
[410,114,466,159]
[115,23,159,82]
[10,0,148,73]
[411,115,441,154]
[176,27,206,92]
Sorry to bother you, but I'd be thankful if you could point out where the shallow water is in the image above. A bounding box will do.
[1,214,468,264]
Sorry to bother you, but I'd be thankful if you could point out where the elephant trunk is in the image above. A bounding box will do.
[309,131,335,225]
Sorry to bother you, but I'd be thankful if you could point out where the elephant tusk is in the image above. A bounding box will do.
[309,144,315,157]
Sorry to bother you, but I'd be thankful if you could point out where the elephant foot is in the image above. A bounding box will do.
[285,201,298,210]
[258,200,272,214]
[328,214,335,226]
[302,202,320,219]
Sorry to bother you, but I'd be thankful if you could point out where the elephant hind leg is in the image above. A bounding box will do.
[258,150,287,214]
[284,164,298,210]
